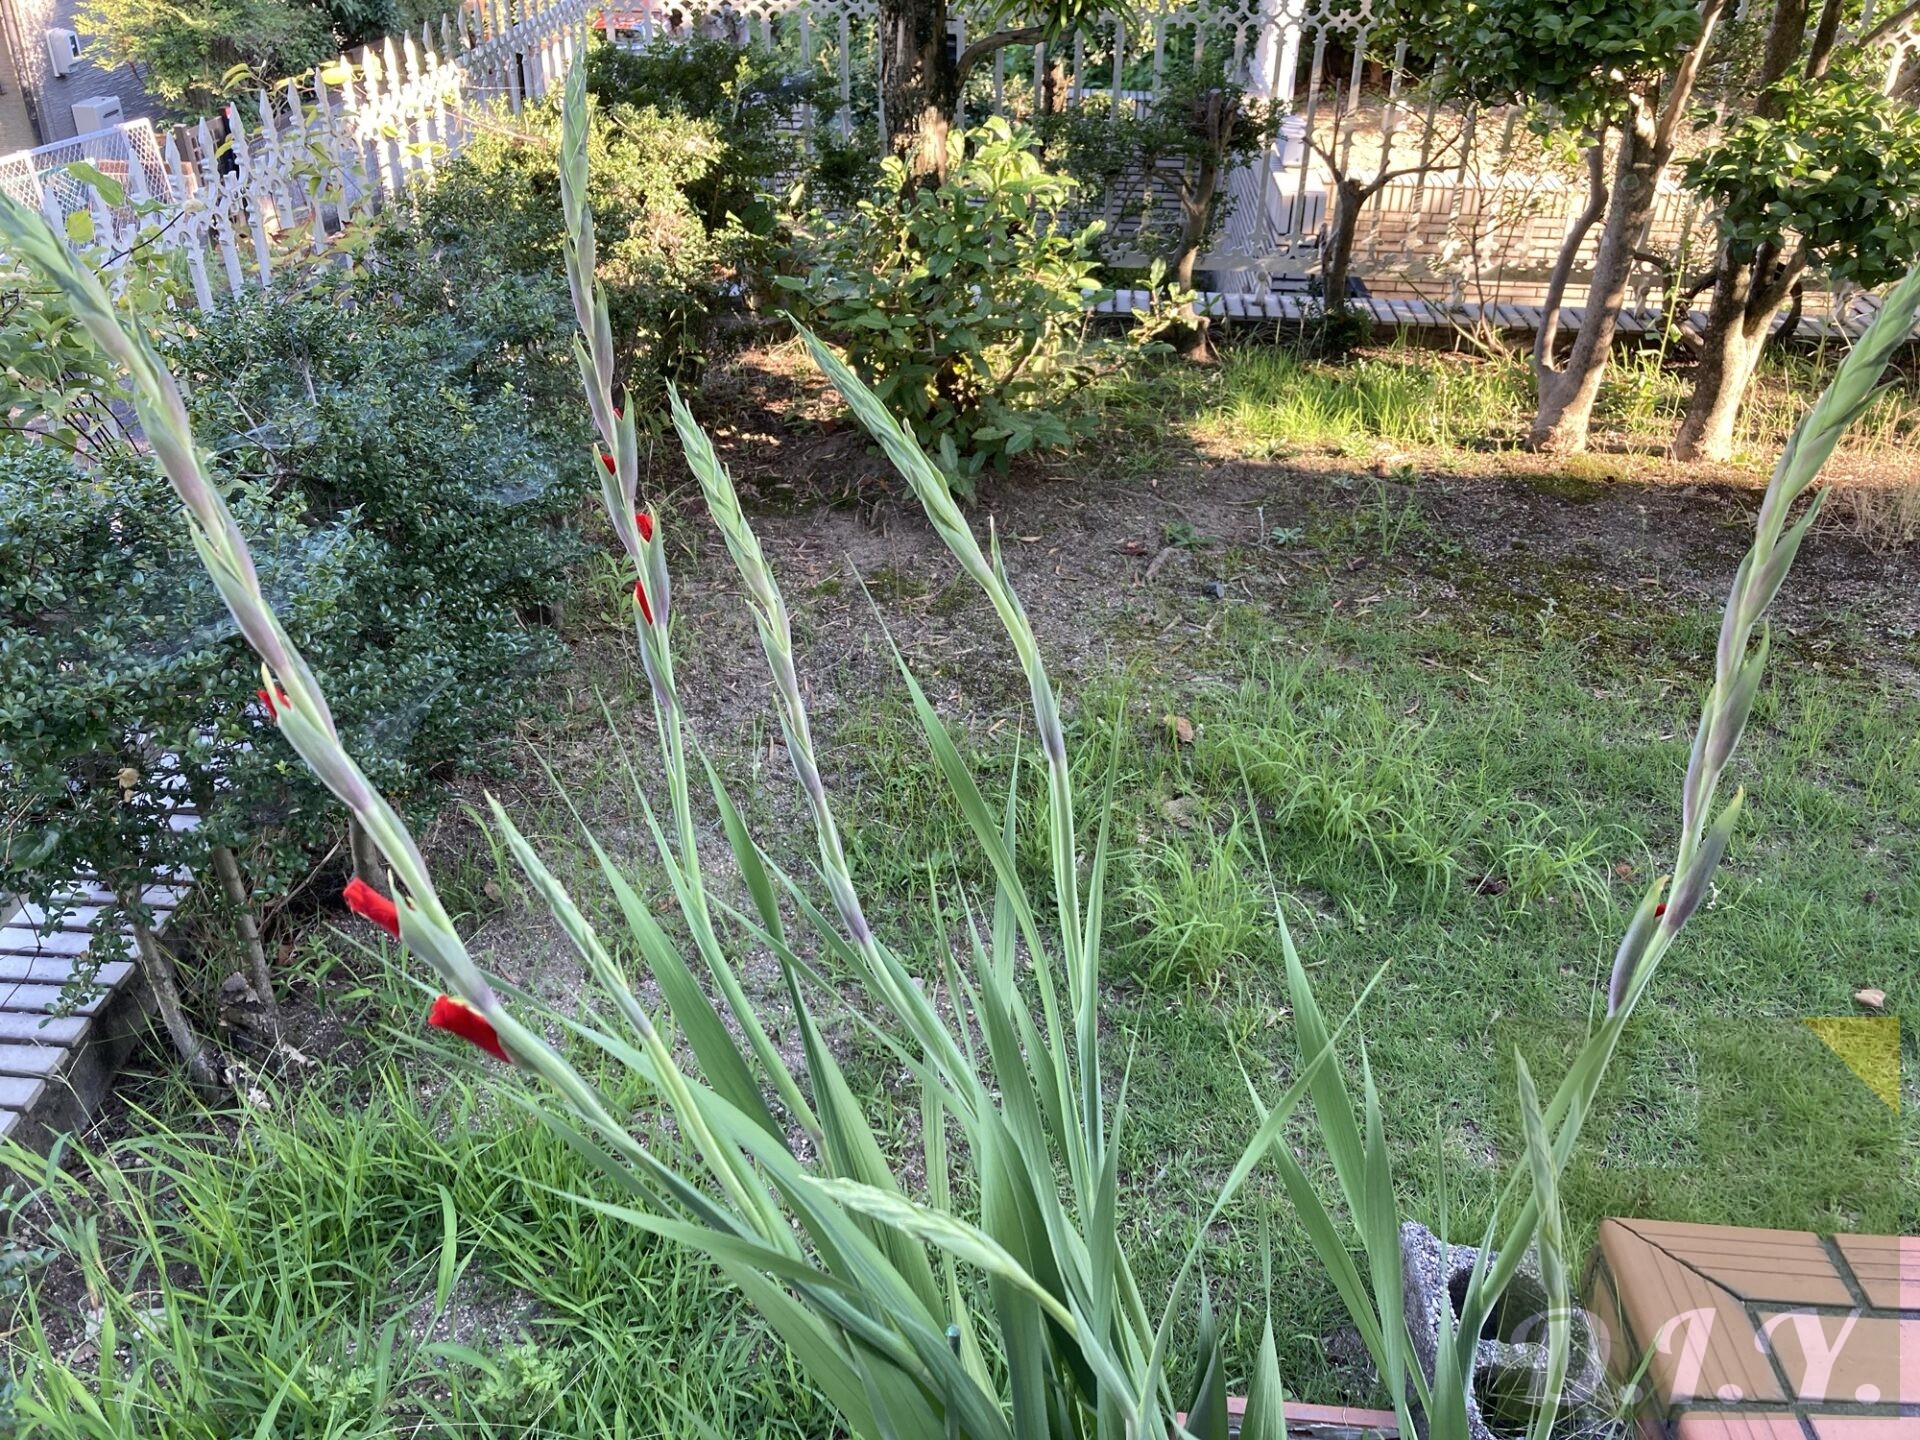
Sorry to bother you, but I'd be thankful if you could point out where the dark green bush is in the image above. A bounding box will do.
[0,442,359,933]
[167,289,583,834]
[585,32,830,237]
[2,276,587,953]
[368,33,821,395]
[778,119,1113,485]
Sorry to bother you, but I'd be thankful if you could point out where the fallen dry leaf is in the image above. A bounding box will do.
[1853,987,1888,1012]
[1164,714,1195,745]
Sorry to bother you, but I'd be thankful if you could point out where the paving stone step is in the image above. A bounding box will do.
[0,1013,90,1046]
[0,1042,70,1078]
[0,982,112,1017]
[0,928,103,958]
[0,1073,47,1110]
[0,957,134,987]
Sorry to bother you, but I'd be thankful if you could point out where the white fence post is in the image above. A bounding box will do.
[1,0,1882,320]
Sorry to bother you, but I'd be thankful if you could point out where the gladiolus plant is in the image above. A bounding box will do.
[3,49,1914,1439]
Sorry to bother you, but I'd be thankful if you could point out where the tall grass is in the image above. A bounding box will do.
[1199,345,1531,454]
[1172,337,1920,463]
[3,1053,821,1438]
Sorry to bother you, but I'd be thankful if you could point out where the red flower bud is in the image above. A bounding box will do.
[257,686,288,719]
[633,578,654,625]
[428,994,511,1064]
[635,511,654,542]
[1654,902,1668,918]
[599,449,616,475]
[343,875,400,939]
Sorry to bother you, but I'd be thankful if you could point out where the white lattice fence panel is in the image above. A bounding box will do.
[13,0,1916,311]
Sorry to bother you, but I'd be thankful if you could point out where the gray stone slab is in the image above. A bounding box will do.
[0,1074,46,1111]
[0,1013,89,1046]
[0,927,96,957]
[0,956,133,987]
[14,903,107,933]
[0,1043,65,1078]
[54,879,183,911]
[0,981,111,1016]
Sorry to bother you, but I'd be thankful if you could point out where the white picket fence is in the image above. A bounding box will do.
[6,0,1918,312]
[0,0,594,309]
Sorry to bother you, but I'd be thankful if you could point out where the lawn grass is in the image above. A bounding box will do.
[1085,336,1920,475]
[5,349,1918,1435]
[811,564,1917,1396]
[1,966,831,1438]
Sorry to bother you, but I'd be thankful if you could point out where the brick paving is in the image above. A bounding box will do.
[1590,1218,1918,1440]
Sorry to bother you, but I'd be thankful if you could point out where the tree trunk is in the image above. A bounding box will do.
[1671,264,1767,461]
[1167,151,1224,360]
[880,0,957,180]
[1805,0,1845,78]
[1756,0,1808,117]
[1670,0,1809,461]
[1534,138,1610,374]
[1321,175,1366,312]
[1672,250,1805,461]
[128,906,221,1093]
[1165,89,1243,362]
[1528,116,1662,452]
[1528,0,1726,451]
[211,843,281,1035]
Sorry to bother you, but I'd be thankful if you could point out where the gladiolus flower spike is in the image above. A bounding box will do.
[429,994,511,1064]
[343,875,400,939]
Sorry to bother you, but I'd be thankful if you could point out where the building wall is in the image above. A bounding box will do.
[0,4,37,151]
[4,0,160,145]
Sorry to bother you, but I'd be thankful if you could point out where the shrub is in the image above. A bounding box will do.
[0,277,586,1079]
[369,116,737,395]
[369,33,818,397]
[0,440,364,1081]
[778,119,1112,485]
[585,32,829,238]
[165,288,583,820]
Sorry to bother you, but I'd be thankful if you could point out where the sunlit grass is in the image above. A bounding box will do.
[1086,335,1920,469]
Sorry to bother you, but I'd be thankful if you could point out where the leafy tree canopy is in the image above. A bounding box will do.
[1684,74,1920,289]
[76,0,451,109]
[1381,0,1705,129]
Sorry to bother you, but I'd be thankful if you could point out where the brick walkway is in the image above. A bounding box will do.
[1590,1218,1918,1440]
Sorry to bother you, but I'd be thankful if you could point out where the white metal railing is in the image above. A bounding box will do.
[7,0,1915,312]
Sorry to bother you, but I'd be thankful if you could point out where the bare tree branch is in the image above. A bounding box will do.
[955,27,1047,86]
[1534,135,1609,379]
[1861,0,1920,46]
